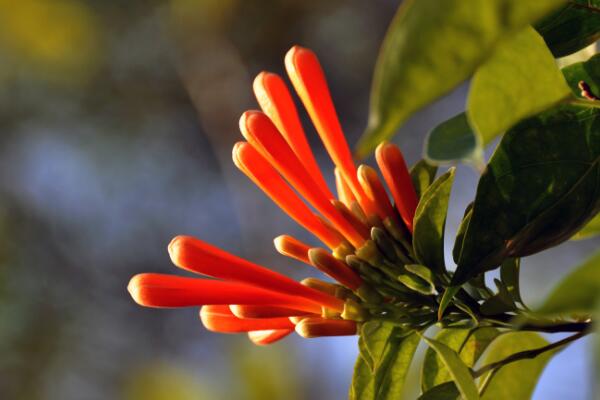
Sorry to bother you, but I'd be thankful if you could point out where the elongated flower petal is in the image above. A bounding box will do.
[331,200,370,241]
[375,142,418,232]
[230,304,313,319]
[284,46,376,217]
[234,142,344,249]
[200,305,295,333]
[274,235,311,264]
[334,167,356,207]
[308,248,362,290]
[357,165,398,224]
[240,111,366,248]
[295,317,357,338]
[253,72,331,196]
[248,329,293,345]
[168,235,344,311]
[127,273,322,313]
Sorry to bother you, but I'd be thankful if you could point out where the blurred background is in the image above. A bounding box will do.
[0,1,597,399]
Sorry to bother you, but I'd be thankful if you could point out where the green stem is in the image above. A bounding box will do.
[472,331,588,379]
[568,97,600,109]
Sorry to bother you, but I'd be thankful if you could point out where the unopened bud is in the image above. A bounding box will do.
[294,317,357,338]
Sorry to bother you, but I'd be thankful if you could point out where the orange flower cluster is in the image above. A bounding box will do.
[128,46,418,345]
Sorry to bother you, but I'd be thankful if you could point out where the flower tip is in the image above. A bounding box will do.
[127,274,143,304]
[167,235,198,268]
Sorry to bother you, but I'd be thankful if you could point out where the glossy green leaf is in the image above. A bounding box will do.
[452,208,472,264]
[413,169,456,274]
[418,382,460,400]
[438,287,460,320]
[467,26,571,145]
[421,336,480,400]
[452,103,600,285]
[572,211,600,240]
[425,113,483,166]
[500,258,524,305]
[563,53,600,95]
[480,332,554,399]
[406,264,435,286]
[536,0,600,57]
[351,326,421,400]
[356,0,567,158]
[537,249,600,316]
[410,160,438,200]
[398,273,435,295]
[421,328,500,391]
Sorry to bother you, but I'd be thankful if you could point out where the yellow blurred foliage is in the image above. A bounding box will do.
[0,0,101,85]
[123,363,211,400]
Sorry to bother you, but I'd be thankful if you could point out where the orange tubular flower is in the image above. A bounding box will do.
[200,305,295,333]
[357,165,399,224]
[230,304,314,319]
[308,248,362,291]
[128,45,423,347]
[253,72,331,197]
[273,235,311,264]
[375,142,418,232]
[295,318,357,338]
[285,46,377,218]
[128,273,322,314]
[168,235,343,311]
[334,167,356,207]
[233,142,344,250]
[240,111,366,248]
[248,329,293,346]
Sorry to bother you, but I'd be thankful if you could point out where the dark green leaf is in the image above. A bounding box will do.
[398,273,435,295]
[537,249,600,316]
[410,160,438,200]
[356,0,567,158]
[536,0,600,57]
[452,103,600,285]
[425,113,483,166]
[467,26,571,144]
[480,332,554,399]
[413,169,456,274]
[500,258,524,305]
[480,279,517,315]
[418,382,460,400]
[572,211,600,240]
[421,328,500,391]
[421,335,480,400]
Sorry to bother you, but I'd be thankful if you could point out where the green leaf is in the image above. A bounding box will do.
[425,113,483,167]
[480,332,554,399]
[452,103,600,285]
[500,258,524,305]
[537,249,600,316]
[413,169,456,275]
[467,26,571,145]
[406,264,436,286]
[572,211,600,240]
[452,207,473,264]
[410,160,438,200]
[438,287,460,320]
[421,335,480,400]
[356,0,567,158]
[418,382,460,400]
[421,328,500,391]
[479,279,517,315]
[351,327,421,400]
[562,53,600,97]
[535,0,600,57]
